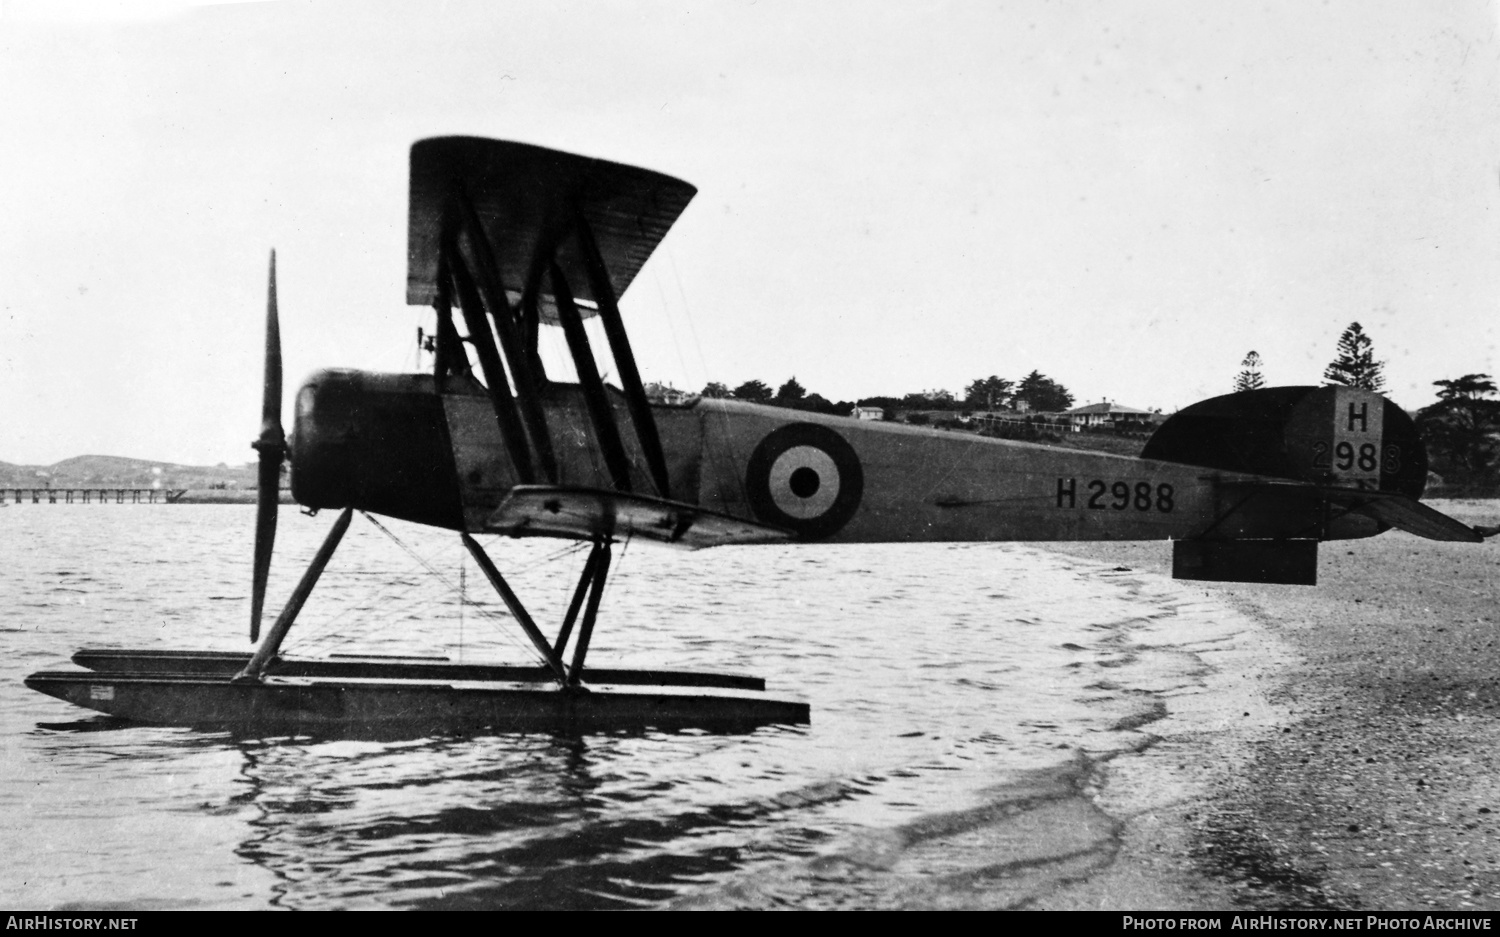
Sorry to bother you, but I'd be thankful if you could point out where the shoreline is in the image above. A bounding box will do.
[0,490,289,505]
[674,544,1308,910]
[1038,499,1500,910]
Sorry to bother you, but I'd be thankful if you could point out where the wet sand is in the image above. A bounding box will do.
[671,545,1310,910]
[1038,499,1500,911]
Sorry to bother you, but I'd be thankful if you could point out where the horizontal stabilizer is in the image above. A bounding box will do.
[485,485,792,549]
[1216,480,1484,543]
[1317,487,1484,543]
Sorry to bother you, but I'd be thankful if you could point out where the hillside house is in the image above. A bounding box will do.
[1063,401,1157,428]
[643,382,694,406]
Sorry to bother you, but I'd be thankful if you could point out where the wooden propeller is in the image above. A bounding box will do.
[249,250,285,642]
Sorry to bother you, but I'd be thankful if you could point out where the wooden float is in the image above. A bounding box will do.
[68,647,767,690]
[28,650,807,737]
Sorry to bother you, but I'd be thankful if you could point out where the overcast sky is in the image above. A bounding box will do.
[2,0,1497,466]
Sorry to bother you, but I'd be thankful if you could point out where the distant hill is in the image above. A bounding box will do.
[0,455,259,492]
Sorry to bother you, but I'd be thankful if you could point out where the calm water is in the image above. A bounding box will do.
[0,505,1260,909]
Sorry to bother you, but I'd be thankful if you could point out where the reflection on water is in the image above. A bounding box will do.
[232,732,848,909]
[0,506,1249,909]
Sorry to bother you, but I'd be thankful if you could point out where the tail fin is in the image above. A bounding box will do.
[1144,385,1429,498]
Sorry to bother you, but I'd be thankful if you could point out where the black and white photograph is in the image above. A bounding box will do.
[1,0,1498,913]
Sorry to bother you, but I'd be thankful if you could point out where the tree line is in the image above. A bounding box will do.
[687,321,1500,489]
[702,321,1500,487]
[697,370,1076,418]
[1237,322,1500,490]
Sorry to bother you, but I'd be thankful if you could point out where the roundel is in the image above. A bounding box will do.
[745,423,863,540]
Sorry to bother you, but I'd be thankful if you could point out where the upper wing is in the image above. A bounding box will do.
[406,137,697,322]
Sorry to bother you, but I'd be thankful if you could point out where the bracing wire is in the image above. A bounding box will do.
[323,512,590,666]
[360,512,584,593]
[280,512,589,668]
[352,515,544,662]
[280,529,466,653]
[662,246,749,504]
[286,566,440,653]
[651,257,697,394]
[597,532,633,621]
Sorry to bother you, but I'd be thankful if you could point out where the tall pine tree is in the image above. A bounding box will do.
[1322,322,1385,391]
[1234,351,1264,392]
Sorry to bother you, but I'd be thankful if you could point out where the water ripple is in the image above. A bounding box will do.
[1,506,1253,909]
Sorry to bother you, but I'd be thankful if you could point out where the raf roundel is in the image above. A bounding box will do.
[745,423,864,540]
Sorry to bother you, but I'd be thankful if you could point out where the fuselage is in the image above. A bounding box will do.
[289,369,1388,546]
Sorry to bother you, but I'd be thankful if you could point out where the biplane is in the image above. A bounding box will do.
[25,137,1493,735]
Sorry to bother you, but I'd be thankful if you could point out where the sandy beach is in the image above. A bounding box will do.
[1035,499,1500,911]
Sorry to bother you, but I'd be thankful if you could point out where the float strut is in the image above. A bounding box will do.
[461,533,570,685]
[567,542,611,686]
[234,506,353,684]
[553,543,604,659]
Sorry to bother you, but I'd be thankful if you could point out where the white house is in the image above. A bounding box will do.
[643,382,694,406]
[1062,401,1156,428]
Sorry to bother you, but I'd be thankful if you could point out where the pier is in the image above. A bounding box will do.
[2,488,188,504]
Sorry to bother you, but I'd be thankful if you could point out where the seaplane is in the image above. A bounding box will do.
[25,137,1494,736]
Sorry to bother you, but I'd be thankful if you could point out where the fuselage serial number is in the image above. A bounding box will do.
[1056,478,1175,512]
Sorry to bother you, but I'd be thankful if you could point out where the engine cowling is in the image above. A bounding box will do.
[290,369,465,529]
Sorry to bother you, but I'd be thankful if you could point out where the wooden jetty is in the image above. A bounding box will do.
[2,488,188,504]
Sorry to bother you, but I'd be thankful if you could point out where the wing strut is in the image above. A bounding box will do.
[452,195,558,481]
[550,261,636,492]
[443,240,537,485]
[517,281,545,380]
[409,138,694,500]
[430,260,470,385]
[575,216,673,499]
